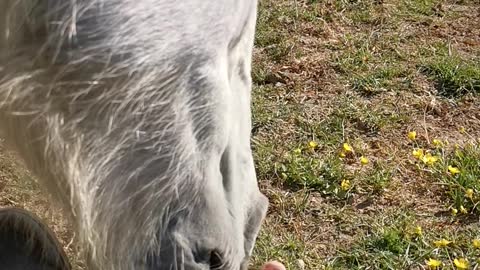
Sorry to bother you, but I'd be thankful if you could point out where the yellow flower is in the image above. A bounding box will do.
[454,258,469,269]
[343,143,353,152]
[465,189,474,199]
[428,155,440,165]
[460,205,468,214]
[434,239,452,247]
[422,153,439,165]
[339,151,346,158]
[472,239,480,249]
[341,179,350,191]
[433,139,443,147]
[408,131,417,141]
[360,156,369,165]
[415,226,423,236]
[459,126,466,133]
[448,165,460,175]
[308,141,318,149]
[452,208,458,216]
[426,258,442,269]
[412,148,424,159]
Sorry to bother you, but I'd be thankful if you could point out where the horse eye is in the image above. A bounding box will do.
[209,250,223,269]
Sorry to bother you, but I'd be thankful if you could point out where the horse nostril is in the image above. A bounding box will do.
[209,250,223,269]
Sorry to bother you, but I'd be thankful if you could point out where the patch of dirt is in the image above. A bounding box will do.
[0,142,84,269]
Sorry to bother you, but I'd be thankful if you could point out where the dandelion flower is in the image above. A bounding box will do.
[360,156,369,165]
[341,179,350,191]
[472,239,480,249]
[465,189,474,199]
[451,208,458,216]
[408,131,417,141]
[434,239,452,247]
[453,258,469,269]
[343,143,353,152]
[415,226,423,236]
[448,165,460,175]
[412,148,424,159]
[460,205,468,214]
[308,141,318,149]
[339,151,346,158]
[426,258,442,269]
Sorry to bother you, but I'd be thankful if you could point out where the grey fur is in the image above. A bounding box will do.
[0,1,268,269]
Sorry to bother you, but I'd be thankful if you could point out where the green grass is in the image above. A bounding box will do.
[352,66,413,96]
[335,98,409,133]
[253,229,308,270]
[361,161,394,194]
[417,41,479,98]
[274,148,346,194]
[327,210,480,269]
[255,1,297,62]
[432,142,480,214]
[250,0,480,269]
[421,56,480,97]
[397,0,445,17]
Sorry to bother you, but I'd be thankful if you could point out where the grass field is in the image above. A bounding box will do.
[250,0,480,269]
[0,0,479,269]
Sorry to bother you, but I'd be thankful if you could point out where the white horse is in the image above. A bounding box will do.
[0,0,284,269]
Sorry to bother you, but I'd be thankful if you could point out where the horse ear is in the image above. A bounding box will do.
[0,208,71,270]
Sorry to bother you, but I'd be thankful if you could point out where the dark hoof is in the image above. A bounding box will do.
[0,208,71,270]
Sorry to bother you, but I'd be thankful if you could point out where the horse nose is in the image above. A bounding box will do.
[147,239,225,270]
[147,241,184,270]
